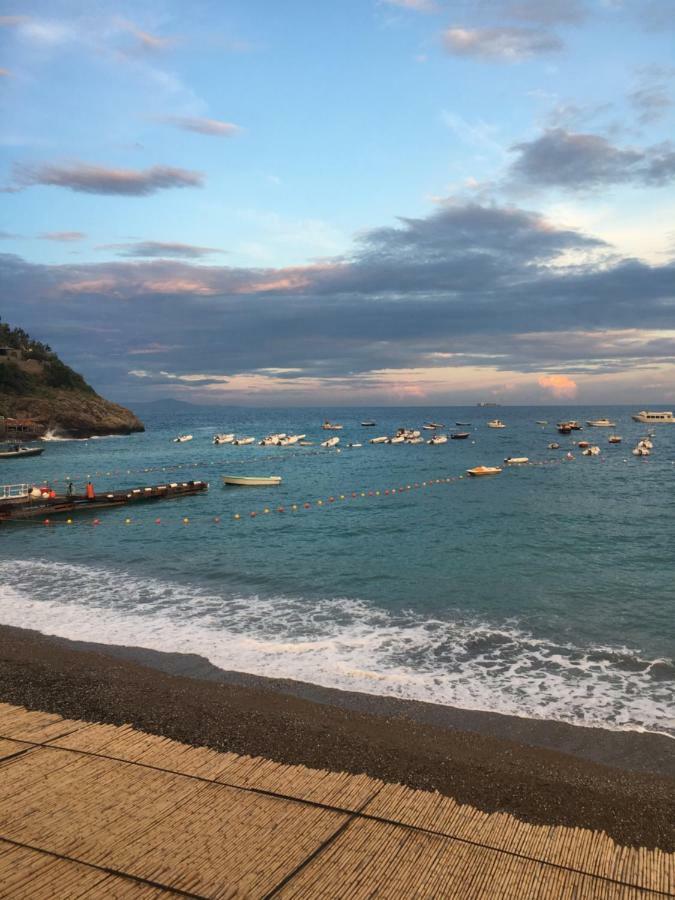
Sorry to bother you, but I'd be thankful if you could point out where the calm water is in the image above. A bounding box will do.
[1,405,673,735]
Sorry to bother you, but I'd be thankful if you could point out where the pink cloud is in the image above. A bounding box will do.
[538,373,578,399]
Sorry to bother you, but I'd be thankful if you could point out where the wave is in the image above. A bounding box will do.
[0,559,672,736]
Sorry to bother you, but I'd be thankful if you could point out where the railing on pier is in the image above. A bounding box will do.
[1,483,31,500]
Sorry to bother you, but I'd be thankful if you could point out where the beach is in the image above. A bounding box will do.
[1,622,673,853]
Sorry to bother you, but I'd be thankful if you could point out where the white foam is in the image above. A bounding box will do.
[0,559,672,736]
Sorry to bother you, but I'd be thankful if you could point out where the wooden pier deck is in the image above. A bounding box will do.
[0,702,671,898]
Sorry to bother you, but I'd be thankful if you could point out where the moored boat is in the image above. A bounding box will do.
[487,419,505,428]
[222,475,282,486]
[233,437,255,445]
[608,435,622,444]
[321,421,343,430]
[173,434,193,443]
[369,436,388,444]
[450,432,470,439]
[213,433,234,445]
[360,421,376,426]
[427,435,448,445]
[504,456,529,465]
[586,418,615,427]
[320,436,340,448]
[631,410,675,424]
[548,442,560,449]
[0,445,44,460]
[467,466,501,476]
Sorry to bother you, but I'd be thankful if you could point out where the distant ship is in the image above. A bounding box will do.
[477,401,499,407]
[631,410,675,423]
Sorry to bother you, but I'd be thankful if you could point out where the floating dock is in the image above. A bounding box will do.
[0,479,208,522]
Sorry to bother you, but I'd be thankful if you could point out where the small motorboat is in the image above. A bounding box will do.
[608,435,622,444]
[360,421,376,427]
[569,421,582,430]
[451,432,470,440]
[321,436,340,448]
[279,434,306,446]
[233,437,255,445]
[422,425,436,431]
[425,422,444,428]
[260,433,287,446]
[504,456,529,465]
[406,437,424,444]
[321,421,343,430]
[222,475,282,486]
[577,440,590,449]
[487,420,505,428]
[582,446,601,456]
[173,434,193,443]
[369,436,388,444]
[566,452,575,460]
[587,418,616,427]
[548,442,560,450]
[557,423,572,434]
[347,442,362,448]
[467,466,501,476]
[0,445,45,459]
[427,435,448,445]
[536,420,548,425]
[213,433,234,445]
[639,437,653,449]
[455,422,471,426]
[389,435,406,444]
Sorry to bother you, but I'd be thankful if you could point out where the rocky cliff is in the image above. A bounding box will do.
[0,320,144,439]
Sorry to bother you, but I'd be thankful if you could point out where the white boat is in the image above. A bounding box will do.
[173,434,193,443]
[631,410,675,424]
[389,435,406,444]
[361,421,376,427]
[467,466,501,476]
[422,425,436,431]
[222,475,282,486]
[548,442,560,450]
[369,436,388,444]
[407,437,424,444]
[321,436,340,448]
[632,445,650,457]
[347,442,362,448]
[487,420,505,428]
[582,446,601,456]
[639,438,653,449]
[424,421,444,428]
[504,456,529,464]
[321,421,343,430]
[536,420,548,425]
[298,441,314,446]
[233,437,255,445]
[259,433,287,446]
[427,435,448,445]
[586,418,615,427]
[0,445,45,460]
[279,434,305,446]
[213,433,235,444]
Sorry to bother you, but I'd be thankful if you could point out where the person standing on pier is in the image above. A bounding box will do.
[86,481,95,501]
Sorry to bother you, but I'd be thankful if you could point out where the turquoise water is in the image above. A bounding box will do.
[1,405,673,735]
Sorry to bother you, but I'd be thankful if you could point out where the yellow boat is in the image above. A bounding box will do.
[466,466,502,477]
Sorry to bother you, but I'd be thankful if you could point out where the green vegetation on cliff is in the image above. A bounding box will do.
[0,318,144,437]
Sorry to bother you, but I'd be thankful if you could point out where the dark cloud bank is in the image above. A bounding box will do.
[2,202,674,400]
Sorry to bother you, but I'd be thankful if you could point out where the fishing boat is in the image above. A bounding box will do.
[321,421,343,430]
[213,433,234,445]
[321,436,340,448]
[467,466,501,476]
[0,480,208,522]
[173,434,193,443]
[427,435,448,445]
[487,419,505,429]
[631,410,675,424]
[369,436,388,444]
[586,418,615,427]
[222,475,282,486]
[451,432,470,440]
[504,456,529,465]
[0,445,44,460]
[233,437,255,445]
[608,435,622,444]
[548,442,560,449]
[360,421,376,427]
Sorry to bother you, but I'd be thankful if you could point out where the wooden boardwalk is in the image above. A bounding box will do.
[0,702,671,899]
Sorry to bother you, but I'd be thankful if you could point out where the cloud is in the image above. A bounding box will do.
[11,162,203,196]
[117,19,175,53]
[101,241,225,259]
[500,0,587,24]
[538,373,578,398]
[159,116,242,137]
[443,26,562,61]
[39,231,86,242]
[381,0,438,11]
[509,129,675,189]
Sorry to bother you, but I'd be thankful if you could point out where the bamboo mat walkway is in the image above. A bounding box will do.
[0,702,671,899]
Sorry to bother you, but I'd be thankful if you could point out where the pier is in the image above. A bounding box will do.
[0,702,671,898]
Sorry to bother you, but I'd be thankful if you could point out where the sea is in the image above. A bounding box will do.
[1,405,673,737]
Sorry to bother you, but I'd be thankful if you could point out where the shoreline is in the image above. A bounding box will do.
[0,622,673,850]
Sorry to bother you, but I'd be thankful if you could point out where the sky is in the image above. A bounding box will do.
[1,0,674,406]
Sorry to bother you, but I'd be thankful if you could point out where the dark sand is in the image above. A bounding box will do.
[0,623,672,850]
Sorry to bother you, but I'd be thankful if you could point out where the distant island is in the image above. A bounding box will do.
[0,318,144,439]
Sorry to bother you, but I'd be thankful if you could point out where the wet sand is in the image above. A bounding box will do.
[0,623,672,850]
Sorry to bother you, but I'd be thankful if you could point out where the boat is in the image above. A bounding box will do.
[406,437,424,444]
[427,435,448,445]
[487,420,505,429]
[631,410,675,424]
[369,436,388,444]
[424,422,444,428]
[298,441,314,446]
[360,421,376,427]
[577,440,590,449]
[548,442,560,450]
[278,434,305,446]
[173,434,193,443]
[233,437,255,445]
[422,425,436,431]
[608,435,622,444]
[0,445,44,460]
[450,432,470,440]
[222,475,282,486]
[582,446,601,456]
[536,420,548,425]
[632,445,650,457]
[569,421,582,430]
[389,435,406,444]
[347,442,362,448]
[504,456,529,464]
[639,437,653,449]
[477,402,499,408]
[1,479,208,522]
[566,452,575,460]
[213,433,234,445]
[557,423,573,434]
[466,466,501,476]
[586,418,616,427]
[321,421,343,430]
[321,436,340,448]
[260,433,287,446]
[455,422,471,426]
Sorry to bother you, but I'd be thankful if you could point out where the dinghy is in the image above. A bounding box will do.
[213,433,234,445]
[504,456,529,465]
[427,435,448,445]
[222,475,282,486]
[487,420,505,428]
[173,434,193,443]
[450,432,470,439]
[369,436,388,444]
[321,436,340,448]
[233,437,255,445]
[467,466,501,476]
